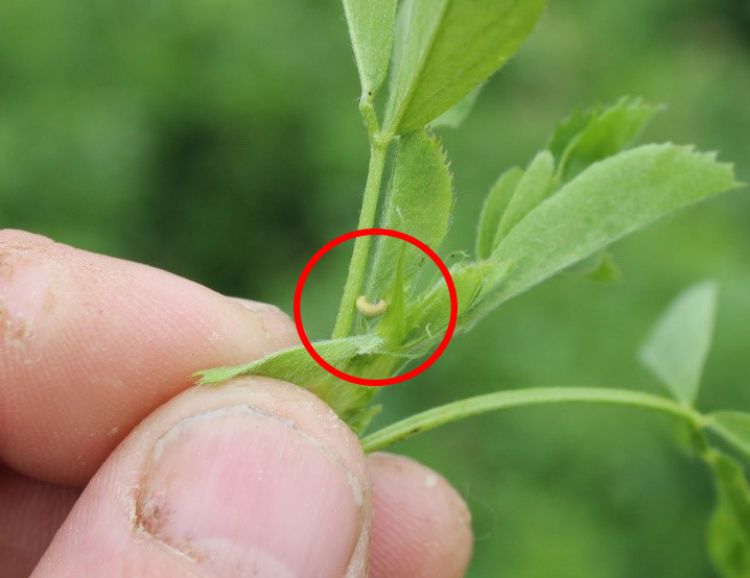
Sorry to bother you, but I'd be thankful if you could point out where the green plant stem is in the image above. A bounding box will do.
[332,102,390,338]
[361,386,706,452]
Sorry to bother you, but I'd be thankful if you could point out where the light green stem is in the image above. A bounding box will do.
[361,387,707,452]
[332,99,390,338]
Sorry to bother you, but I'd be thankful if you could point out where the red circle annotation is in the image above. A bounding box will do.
[293,228,458,387]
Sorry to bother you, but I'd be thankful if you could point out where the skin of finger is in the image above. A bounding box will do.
[31,377,372,578]
[0,467,79,578]
[367,453,473,578]
[0,229,299,486]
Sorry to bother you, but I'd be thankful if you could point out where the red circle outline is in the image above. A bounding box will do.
[293,228,458,387]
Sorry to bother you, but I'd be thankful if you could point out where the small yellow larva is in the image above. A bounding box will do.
[356,295,389,317]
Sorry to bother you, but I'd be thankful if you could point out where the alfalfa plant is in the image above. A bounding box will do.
[199,1,750,573]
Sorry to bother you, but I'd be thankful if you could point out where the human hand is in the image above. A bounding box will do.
[0,230,473,578]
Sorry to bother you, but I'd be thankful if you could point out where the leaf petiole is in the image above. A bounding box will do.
[361,386,707,452]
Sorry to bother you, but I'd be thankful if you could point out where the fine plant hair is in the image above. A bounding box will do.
[198,1,750,574]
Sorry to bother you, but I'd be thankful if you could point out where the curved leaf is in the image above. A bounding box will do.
[197,335,383,431]
[706,450,750,578]
[639,281,718,405]
[464,144,737,327]
[367,130,453,300]
[476,166,524,259]
[710,412,750,460]
[385,0,547,134]
[343,0,398,96]
[549,96,663,180]
[493,150,556,244]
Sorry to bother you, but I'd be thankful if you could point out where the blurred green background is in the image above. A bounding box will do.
[1,0,749,575]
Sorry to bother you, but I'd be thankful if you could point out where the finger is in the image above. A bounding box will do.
[0,229,299,486]
[367,453,473,578]
[32,378,371,578]
[0,467,78,578]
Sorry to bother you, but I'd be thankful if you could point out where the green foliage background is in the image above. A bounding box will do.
[2,0,749,575]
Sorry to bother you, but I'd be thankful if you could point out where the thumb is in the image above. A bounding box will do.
[33,378,371,578]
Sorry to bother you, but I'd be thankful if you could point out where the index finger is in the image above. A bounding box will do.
[0,229,299,486]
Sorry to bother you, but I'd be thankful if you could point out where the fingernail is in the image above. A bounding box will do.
[230,297,285,316]
[230,298,298,344]
[136,406,364,578]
